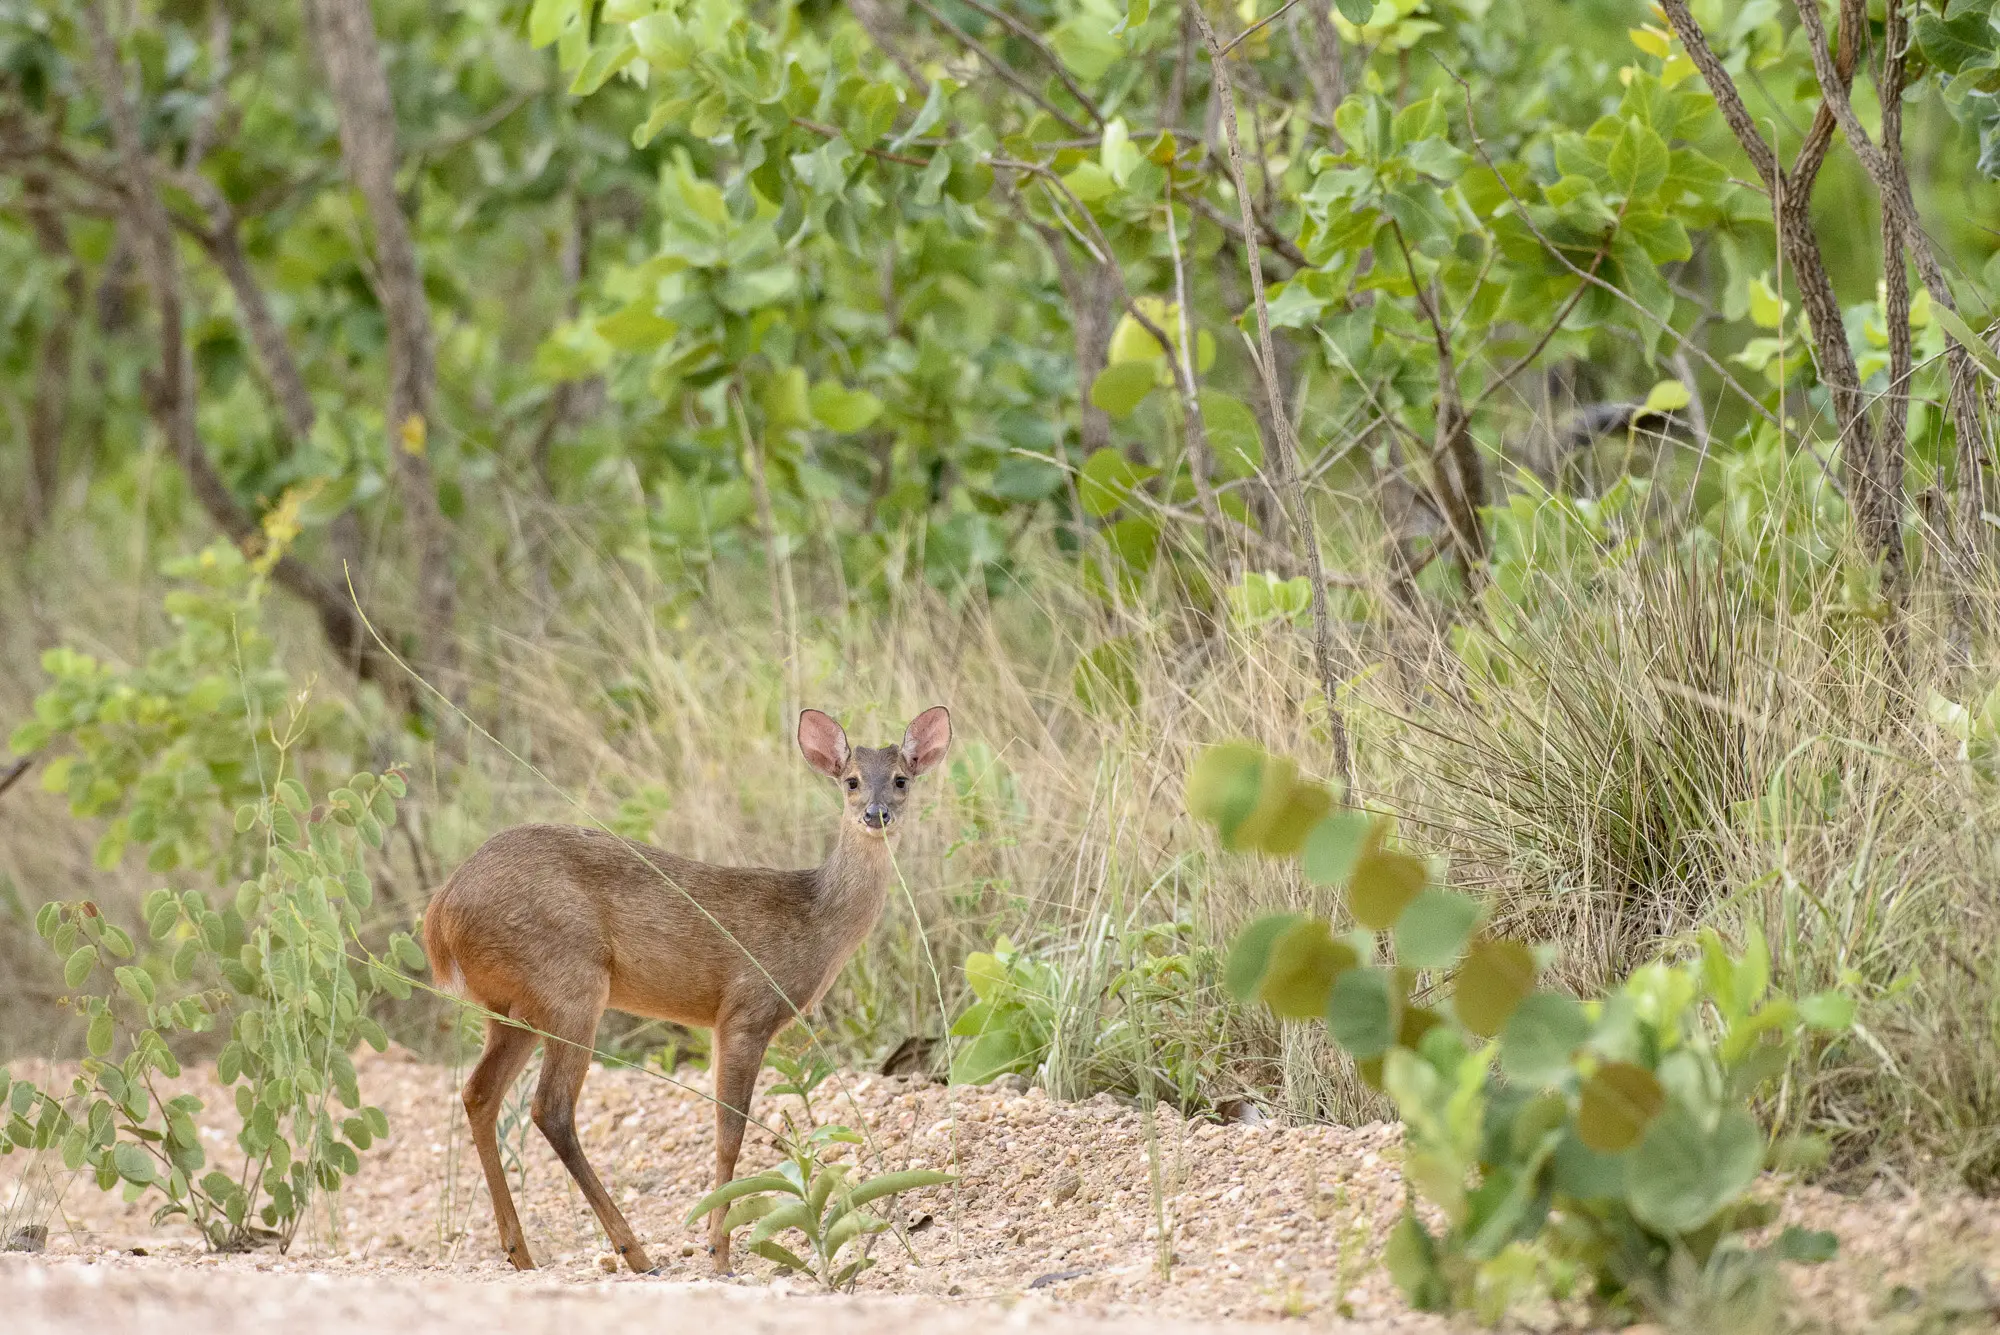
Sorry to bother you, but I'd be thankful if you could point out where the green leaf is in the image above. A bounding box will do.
[1078,448,1157,516]
[1642,379,1691,414]
[1626,1103,1764,1235]
[1089,362,1158,421]
[1797,991,1855,1031]
[1333,0,1376,22]
[113,1141,154,1185]
[64,944,98,988]
[1259,918,1360,1020]
[114,966,155,1006]
[1498,991,1589,1087]
[747,1199,816,1246]
[1073,639,1141,716]
[1453,938,1537,1037]
[1932,304,2000,381]
[276,778,308,812]
[1774,1225,1839,1264]
[1384,1209,1449,1311]
[1185,742,1267,841]
[844,1168,956,1208]
[1301,810,1372,885]
[528,0,582,48]
[1224,913,1303,1001]
[1606,119,1670,197]
[1577,1061,1665,1153]
[87,1010,114,1058]
[1324,966,1395,1059]
[1347,841,1429,930]
[683,1170,801,1224]
[1394,888,1482,969]
[808,381,885,433]
[1198,390,1264,478]
[749,1239,811,1272]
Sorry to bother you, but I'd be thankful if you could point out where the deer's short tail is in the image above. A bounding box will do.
[421,896,468,999]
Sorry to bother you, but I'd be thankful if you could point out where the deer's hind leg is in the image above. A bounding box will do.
[528,992,655,1273]
[462,1017,540,1269]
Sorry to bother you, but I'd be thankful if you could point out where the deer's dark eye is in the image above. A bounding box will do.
[894,776,907,789]
[846,777,860,791]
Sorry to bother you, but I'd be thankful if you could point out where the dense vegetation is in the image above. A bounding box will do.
[5,0,2000,1317]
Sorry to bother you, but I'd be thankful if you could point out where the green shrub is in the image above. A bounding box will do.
[1192,741,1850,1323]
[6,536,346,877]
[1,762,421,1250]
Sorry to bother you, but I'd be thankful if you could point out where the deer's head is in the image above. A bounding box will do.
[798,706,952,837]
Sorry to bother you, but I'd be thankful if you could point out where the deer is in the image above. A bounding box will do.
[422,705,952,1275]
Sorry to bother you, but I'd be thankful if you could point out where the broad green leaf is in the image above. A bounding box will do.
[1225,913,1303,1001]
[1577,1061,1665,1153]
[64,945,97,988]
[1259,918,1359,1020]
[1187,742,1265,838]
[1325,966,1395,1058]
[1606,119,1670,197]
[1347,841,1429,930]
[1394,888,1482,969]
[1453,938,1537,1037]
[1498,991,1589,1086]
[1642,379,1691,414]
[1797,991,1855,1031]
[1301,809,1373,886]
[809,381,885,433]
[1626,1103,1763,1234]
[1774,1225,1839,1264]
[113,1141,154,1185]
[87,1010,114,1058]
[1090,363,1158,421]
[1199,391,1264,478]
[1078,447,1157,515]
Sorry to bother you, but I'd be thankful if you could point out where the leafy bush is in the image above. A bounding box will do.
[1,759,420,1250]
[1191,741,1851,1323]
[6,537,346,876]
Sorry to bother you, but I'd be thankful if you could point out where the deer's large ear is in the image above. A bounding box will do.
[900,706,952,776]
[798,710,850,778]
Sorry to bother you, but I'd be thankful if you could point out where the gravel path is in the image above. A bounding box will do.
[5,1045,1998,1332]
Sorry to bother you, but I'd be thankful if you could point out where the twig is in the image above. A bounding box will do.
[910,0,1089,135]
[0,756,33,804]
[1220,0,1304,57]
[953,0,1104,127]
[1192,7,1354,793]
[792,117,933,167]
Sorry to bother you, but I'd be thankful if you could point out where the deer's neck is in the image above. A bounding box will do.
[812,821,895,943]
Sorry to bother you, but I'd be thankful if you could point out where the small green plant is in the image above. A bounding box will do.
[686,1042,954,1289]
[946,938,1060,1085]
[1191,741,1850,1324]
[1,749,419,1250]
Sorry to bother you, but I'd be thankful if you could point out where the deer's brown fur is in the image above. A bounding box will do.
[423,706,950,1274]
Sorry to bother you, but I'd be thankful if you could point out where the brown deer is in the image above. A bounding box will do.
[422,706,951,1274]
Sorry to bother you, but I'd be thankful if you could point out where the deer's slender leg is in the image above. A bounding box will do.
[529,996,654,1273]
[707,1013,776,1273]
[462,1017,540,1269]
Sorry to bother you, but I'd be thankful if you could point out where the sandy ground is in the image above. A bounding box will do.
[4,1044,1998,1332]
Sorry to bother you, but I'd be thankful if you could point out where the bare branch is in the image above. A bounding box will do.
[952,0,1104,128]
[1192,8,1353,792]
[910,0,1089,135]
[303,0,458,697]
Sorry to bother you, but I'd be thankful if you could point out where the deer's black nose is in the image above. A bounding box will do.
[863,804,893,829]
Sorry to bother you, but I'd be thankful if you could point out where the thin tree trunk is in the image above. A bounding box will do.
[1192,9,1354,794]
[20,169,80,540]
[304,0,458,699]
[80,0,411,707]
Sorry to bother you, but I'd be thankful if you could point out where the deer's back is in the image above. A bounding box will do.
[424,823,821,1028]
